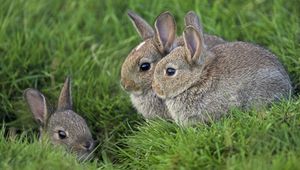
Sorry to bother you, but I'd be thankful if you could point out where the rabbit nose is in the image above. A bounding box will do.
[83,141,93,151]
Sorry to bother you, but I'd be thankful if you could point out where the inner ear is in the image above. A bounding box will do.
[154,11,176,54]
[183,26,204,65]
[127,10,155,40]
[24,88,48,126]
[57,77,72,111]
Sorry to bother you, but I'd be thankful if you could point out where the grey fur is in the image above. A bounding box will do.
[121,11,224,120]
[153,26,292,126]
[130,90,169,119]
[24,77,94,160]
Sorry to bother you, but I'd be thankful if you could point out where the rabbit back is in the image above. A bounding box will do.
[165,41,292,125]
[210,41,292,105]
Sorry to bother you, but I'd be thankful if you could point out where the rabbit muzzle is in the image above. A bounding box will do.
[121,78,141,92]
[152,81,165,98]
[81,140,94,151]
[70,139,94,159]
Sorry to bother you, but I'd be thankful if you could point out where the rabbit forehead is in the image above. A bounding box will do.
[47,110,91,137]
[156,47,187,70]
[136,41,146,50]
[126,39,159,66]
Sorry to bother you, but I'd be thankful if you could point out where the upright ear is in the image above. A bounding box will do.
[184,11,203,33]
[127,10,155,40]
[24,88,48,126]
[57,77,72,111]
[183,26,205,65]
[154,11,176,54]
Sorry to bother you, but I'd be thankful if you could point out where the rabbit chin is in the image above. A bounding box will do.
[129,86,153,96]
[129,89,144,96]
[76,150,93,161]
[70,146,93,161]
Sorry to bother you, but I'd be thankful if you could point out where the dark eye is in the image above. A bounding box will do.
[140,62,151,71]
[166,68,176,76]
[58,130,67,139]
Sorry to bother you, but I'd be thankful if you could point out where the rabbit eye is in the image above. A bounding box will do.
[58,130,67,139]
[140,62,151,71]
[166,68,176,76]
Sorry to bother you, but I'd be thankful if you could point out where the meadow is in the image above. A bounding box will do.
[0,0,299,169]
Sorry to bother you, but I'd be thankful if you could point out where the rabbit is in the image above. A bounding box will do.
[120,10,225,120]
[24,77,94,160]
[152,25,292,126]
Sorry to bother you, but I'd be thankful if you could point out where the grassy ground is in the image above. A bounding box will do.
[0,0,299,169]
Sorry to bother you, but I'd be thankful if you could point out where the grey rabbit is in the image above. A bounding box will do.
[152,25,292,126]
[120,10,224,120]
[24,77,94,159]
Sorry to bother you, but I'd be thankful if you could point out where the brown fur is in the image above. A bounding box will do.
[153,26,292,125]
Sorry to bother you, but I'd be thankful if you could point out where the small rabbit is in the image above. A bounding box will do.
[121,11,179,119]
[24,77,94,159]
[152,26,292,125]
[120,10,224,120]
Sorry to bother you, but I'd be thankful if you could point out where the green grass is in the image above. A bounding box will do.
[116,100,300,169]
[0,128,98,170]
[0,0,299,169]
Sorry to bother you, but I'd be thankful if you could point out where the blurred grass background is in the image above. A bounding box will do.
[0,0,299,169]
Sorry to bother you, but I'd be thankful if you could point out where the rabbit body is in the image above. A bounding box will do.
[153,27,292,125]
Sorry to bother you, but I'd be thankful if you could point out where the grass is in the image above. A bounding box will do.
[0,128,98,170]
[0,0,299,169]
[116,100,300,169]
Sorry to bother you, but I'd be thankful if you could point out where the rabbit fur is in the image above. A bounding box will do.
[152,26,292,125]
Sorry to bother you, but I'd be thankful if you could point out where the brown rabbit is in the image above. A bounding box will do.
[120,10,224,120]
[24,77,94,160]
[152,26,292,125]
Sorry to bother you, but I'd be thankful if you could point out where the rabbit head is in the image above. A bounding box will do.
[153,26,210,99]
[24,77,94,160]
[120,11,178,96]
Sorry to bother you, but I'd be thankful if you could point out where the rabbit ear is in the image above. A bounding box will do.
[57,77,72,111]
[24,88,48,126]
[184,11,203,33]
[127,10,155,40]
[154,11,176,54]
[183,26,205,65]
